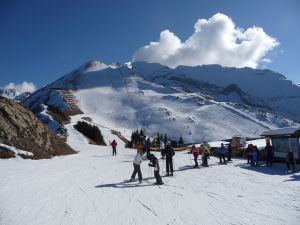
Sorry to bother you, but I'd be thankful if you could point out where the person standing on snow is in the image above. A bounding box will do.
[148,154,164,185]
[251,146,260,166]
[286,151,296,173]
[110,139,117,156]
[165,142,175,176]
[130,148,147,183]
[245,144,253,164]
[144,137,152,159]
[219,143,227,164]
[201,141,211,167]
[265,143,274,167]
[160,140,165,159]
[227,144,232,161]
[191,144,200,168]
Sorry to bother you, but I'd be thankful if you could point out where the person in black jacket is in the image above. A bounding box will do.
[227,144,232,161]
[144,138,152,159]
[265,143,274,167]
[148,154,164,185]
[165,142,175,176]
[286,151,296,172]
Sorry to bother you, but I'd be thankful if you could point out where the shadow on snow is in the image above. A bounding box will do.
[234,162,299,181]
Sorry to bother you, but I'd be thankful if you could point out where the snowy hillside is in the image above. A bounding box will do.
[22,61,299,142]
[0,123,299,225]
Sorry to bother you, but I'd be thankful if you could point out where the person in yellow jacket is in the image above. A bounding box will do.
[201,141,211,167]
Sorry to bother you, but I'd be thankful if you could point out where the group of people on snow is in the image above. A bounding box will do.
[110,137,298,185]
[190,141,226,168]
[129,139,176,185]
[245,144,260,166]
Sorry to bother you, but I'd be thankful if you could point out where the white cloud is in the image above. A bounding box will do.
[4,81,37,93]
[133,13,279,68]
[261,58,272,64]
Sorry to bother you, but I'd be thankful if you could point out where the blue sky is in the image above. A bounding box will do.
[0,0,299,90]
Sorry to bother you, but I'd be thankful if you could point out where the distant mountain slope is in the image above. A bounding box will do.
[22,61,299,142]
[0,97,75,159]
[0,88,31,102]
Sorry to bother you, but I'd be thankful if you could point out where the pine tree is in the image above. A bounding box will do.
[139,129,144,138]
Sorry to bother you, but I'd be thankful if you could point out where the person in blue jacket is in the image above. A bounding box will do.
[219,143,227,164]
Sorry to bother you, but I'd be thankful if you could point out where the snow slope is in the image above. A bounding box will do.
[0,122,299,225]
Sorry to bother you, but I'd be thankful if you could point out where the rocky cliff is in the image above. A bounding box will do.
[0,96,76,159]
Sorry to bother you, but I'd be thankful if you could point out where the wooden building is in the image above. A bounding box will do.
[261,127,300,160]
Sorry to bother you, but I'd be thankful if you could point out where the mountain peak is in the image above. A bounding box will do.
[82,60,109,73]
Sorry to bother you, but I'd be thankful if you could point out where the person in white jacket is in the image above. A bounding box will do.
[130,150,147,183]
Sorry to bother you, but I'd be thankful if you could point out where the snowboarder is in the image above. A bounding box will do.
[227,144,232,161]
[245,144,253,164]
[265,143,274,167]
[219,143,227,164]
[165,141,175,176]
[130,149,147,183]
[201,141,211,167]
[191,144,200,168]
[286,151,296,173]
[110,139,117,156]
[148,154,164,185]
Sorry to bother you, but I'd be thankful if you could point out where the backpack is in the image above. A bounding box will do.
[166,146,175,157]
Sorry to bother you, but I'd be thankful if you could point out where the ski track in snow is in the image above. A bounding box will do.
[0,124,300,225]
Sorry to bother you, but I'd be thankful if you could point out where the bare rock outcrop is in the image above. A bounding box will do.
[0,96,76,159]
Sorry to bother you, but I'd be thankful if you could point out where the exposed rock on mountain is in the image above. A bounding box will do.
[0,96,76,159]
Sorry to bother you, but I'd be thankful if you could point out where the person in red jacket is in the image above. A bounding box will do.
[191,144,200,168]
[111,139,117,156]
[245,144,253,164]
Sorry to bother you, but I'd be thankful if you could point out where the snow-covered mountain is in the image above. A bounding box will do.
[22,60,300,142]
[0,88,31,102]
[0,88,19,99]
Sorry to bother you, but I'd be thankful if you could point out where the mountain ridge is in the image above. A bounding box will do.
[22,60,300,142]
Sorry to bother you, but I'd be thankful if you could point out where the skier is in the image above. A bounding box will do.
[251,146,259,166]
[135,141,143,151]
[286,151,296,173]
[245,144,253,164]
[265,143,274,167]
[219,143,227,164]
[160,140,165,159]
[148,154,164,185]
[130,149,147,183]
[165,141,175,176]
[191,144,200,168]
[144,137,152,158]
[227,144,232,161]
[201,141,211,167]
[110,139,117,156]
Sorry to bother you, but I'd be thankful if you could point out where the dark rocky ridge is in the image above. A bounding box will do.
[0,96,76,159]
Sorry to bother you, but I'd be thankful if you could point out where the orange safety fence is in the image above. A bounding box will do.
[149,147,191,151]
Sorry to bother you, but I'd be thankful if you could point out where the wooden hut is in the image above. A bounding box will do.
[261,127,300,161]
